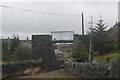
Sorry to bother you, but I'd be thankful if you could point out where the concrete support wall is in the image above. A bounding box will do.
[32,35,58,70]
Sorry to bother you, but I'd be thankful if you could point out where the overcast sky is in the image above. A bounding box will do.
[0,0,119,40]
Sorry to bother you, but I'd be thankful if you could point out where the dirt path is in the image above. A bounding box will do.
[22,69,73,78]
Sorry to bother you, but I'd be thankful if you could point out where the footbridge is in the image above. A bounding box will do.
[51,31,74,43]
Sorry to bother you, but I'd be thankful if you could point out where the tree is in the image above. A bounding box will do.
[2,41,10,61]
[90,16,114,54]
[10,34,20,53]
[118,22,120,52]
[2,35,20,61]
[95,16,107,32]
[72,40,89,62]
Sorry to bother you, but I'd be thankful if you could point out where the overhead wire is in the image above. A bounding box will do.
[0,5,80,17]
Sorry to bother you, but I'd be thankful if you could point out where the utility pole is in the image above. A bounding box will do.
[82,13,84,35]
[88,16,94,61]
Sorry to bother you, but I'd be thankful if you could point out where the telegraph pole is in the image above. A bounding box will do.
[88,16,94,61]
[82,13,84,35]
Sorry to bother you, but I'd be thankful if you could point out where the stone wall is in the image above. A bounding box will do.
[110,58,120,78]
[2,60,42,75]
[64,61,111,78]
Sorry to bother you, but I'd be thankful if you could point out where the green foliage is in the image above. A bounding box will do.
[10,34,20,53]
[94,33,114,54]
[4,46,32,62]
[72,40,89,62]
[90,17,114,55]
[93,53,120,64]
[118,23,120,52]
[118,42,120,52]
[53,44,58,49]
[2,34,21,62]
[2,41,8,50]
[2,34,31,62]
[13,46,32,61]
[95,19,107,32]
[2,41,10,61]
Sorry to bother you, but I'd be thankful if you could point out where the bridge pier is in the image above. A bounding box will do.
[32,35,58,70]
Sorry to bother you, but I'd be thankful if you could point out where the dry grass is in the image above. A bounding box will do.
[22,69,74,78]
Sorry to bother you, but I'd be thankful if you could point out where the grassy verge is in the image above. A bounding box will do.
[93,53,120,64]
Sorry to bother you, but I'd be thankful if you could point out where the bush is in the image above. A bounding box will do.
[72,40,89,62]
[12,46,32,61]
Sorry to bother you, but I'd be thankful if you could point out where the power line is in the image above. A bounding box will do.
[0,5,80,17]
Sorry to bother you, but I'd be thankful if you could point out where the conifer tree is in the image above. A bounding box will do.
[91,16,113,54]
[95,16,107,32]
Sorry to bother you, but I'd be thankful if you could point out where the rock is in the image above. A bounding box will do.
[64,61,111,78]
[23,68,33,75]
[31,67,42,76]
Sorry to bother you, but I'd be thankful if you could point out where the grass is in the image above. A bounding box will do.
[93,52,120,64]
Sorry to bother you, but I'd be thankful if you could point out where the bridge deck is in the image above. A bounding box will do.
[52,40,73,43]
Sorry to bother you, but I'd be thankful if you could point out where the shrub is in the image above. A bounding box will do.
[72,40,89,62]
[12,46,32,61]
